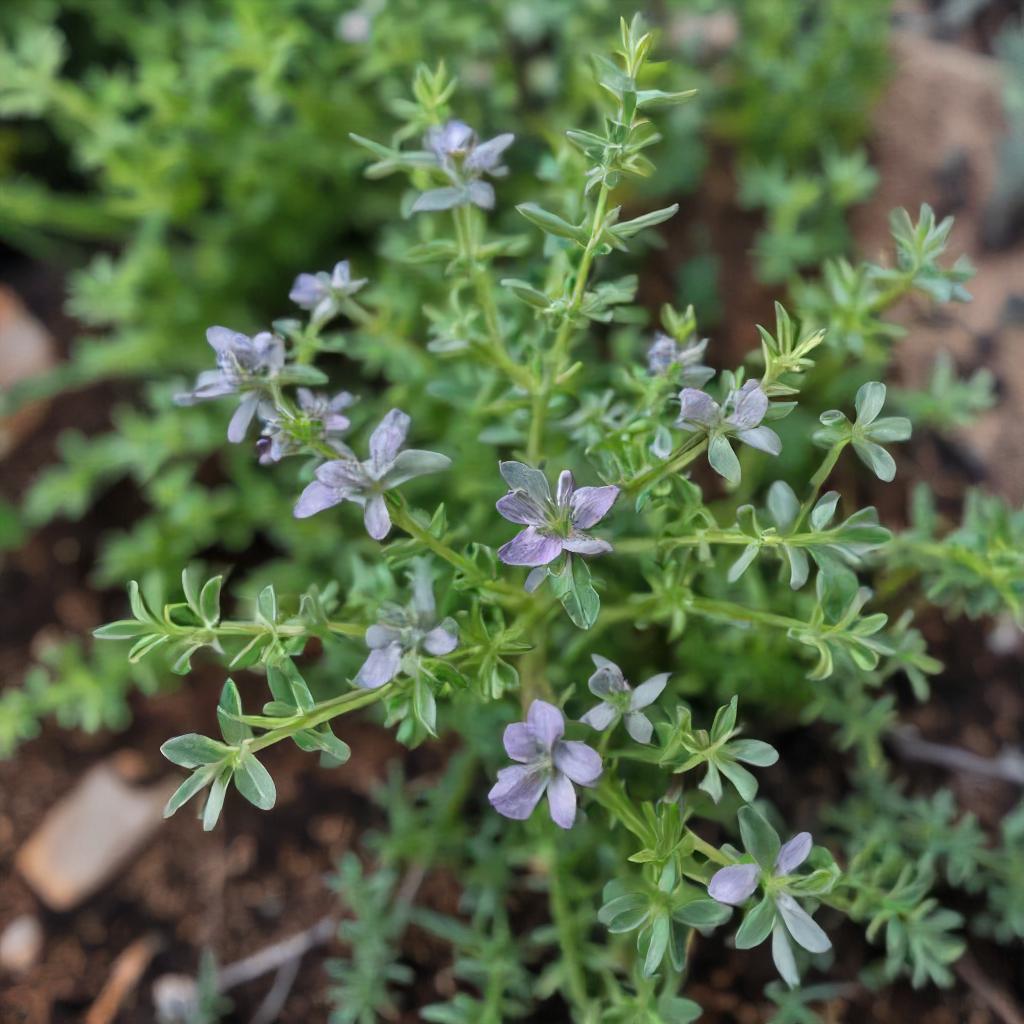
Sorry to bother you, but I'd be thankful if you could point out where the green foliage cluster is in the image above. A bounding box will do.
[1,4,1022,1022]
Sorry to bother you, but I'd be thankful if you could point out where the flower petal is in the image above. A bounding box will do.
[677,388,719,427]
[736,426,782,456]
[727,380,768,430]
[776,894,831,953]
[422,624,458,656]
[556,469,575,507]
[355,643,402,688]
[206,326,248,354]
[553,740,602,786]
[579,701,617,731]
[503,722,539,762]
[562,531,612,556]
[498,461,551,505]
[316,459,365,490]
[294,481,342,519]
[546,772,577,829]
[569,485,619,529]
[708,863,760,905]
[488,765,547,821]
[379,448,451,488]
[365,624,401,649]
[775,832,813,876]
[369,409,410,470]
[624,711,654,745]
[587,660,626,697]
[526,699,564,750]
[363,494,391,540]
[497,527,563,567]
[630,672,669,710]
[496,490,547,526]
[465,132,514,172]
[227,393,260,443]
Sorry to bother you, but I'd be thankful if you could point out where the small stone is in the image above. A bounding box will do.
[152,974,199,1024]
[15,760,177,911]
[0,914,43,973]
[0,286,57,457]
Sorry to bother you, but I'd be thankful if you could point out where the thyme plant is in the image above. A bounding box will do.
[48,13,1024,1020]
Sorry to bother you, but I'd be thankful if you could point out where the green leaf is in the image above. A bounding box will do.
[163,768,215,818]
[639,912,670,977]
[198,575,223,627]
[93,620,147,639]
[735,894,776,949]
[708,434,740,485]
[549,556,601,630]
[673,899,731,928]
[202,770,230,832]
[217,679,251,745]
[233,749,277,810]
[515,203,587,244]
[739,805,781,869]
[160,733,232,768]
[854,381,886,425]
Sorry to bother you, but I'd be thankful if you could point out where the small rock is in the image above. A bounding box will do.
[0,914,43,973]
[15,760,177,911]
[152,974,199,1024]
[0,286,57,456]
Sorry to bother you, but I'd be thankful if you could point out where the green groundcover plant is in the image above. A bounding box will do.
[76,17,1024,1022]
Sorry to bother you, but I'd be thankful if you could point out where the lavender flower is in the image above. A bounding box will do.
[257,389,355,465]
[488,700,602,829]
[647,332,714,387]
[708,830,831,987]
[579,655,669,744]
[495,462,619,567]
[175,327,285,443]
[355,560,458,688]
[412,120,514,213]
[289,260,368,326]
[293,409,450,539]
[676,379,781,485]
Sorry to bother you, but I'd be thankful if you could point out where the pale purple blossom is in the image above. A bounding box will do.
[579,655,669,744]
[175,327,285,443]
[355,560,458,688]
[496,462,619,568]
[676,379,781,485]
[412,120,514,213]
[708,831,815,906]
[488,700,602,829]
[707,829,831,986]
[647,332,714,387]
[293,409,450,539]
[257,389,355,465]
[289,260,368,326]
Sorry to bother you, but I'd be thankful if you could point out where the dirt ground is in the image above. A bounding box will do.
[2,15,1024,1024]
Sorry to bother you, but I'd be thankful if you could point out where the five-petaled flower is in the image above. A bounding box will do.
[175,327,285,443]
[488,700,602,829]
[495,461,619,567]
[708,830,832,987]
[293,409,451,539]
[258,388,355,465]
[355,560,458,688]
[579,655,669,744]
[412,119,515,213]
[647,332,714,387]
[676,379,781,485]
[289,260,368,327]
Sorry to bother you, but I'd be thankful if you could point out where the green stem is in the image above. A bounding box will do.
[547,841,595,1020]
[791,442,846,532]
[249,683,393,753]
[623,437,707,494]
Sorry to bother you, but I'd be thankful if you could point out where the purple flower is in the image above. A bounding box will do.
[676,379,781,485]
[708,831,815,906]
[289,260,368,326]
[355,560,458,688]
[488,700,602,829]
[495,462,619,568]
[258,389,355,465]
[293,409,450,539]
[412,120,514,213]
[175,327,286,443]
[578,655,669,744]
[647,332,714,387]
